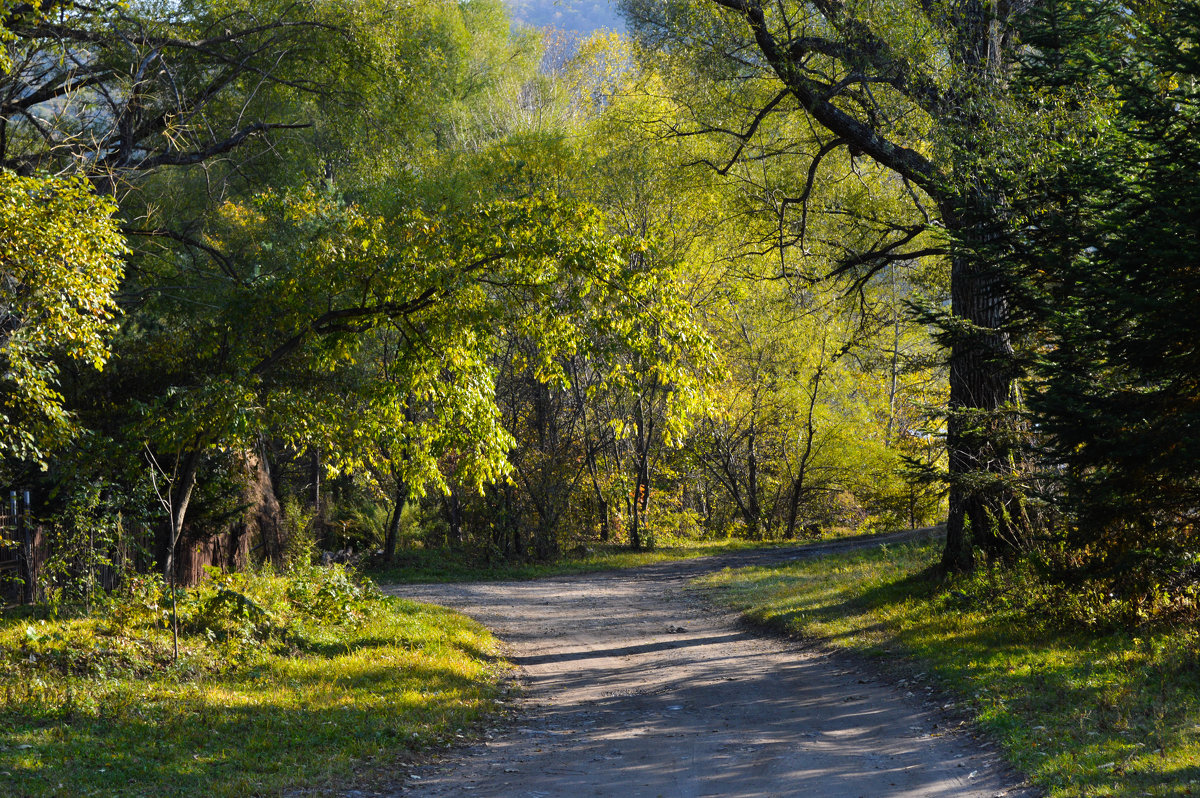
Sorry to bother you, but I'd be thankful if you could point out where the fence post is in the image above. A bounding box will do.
[12,490,28,604]
[23,490,34,603]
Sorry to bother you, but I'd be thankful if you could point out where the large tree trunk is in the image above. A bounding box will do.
[240,450,283,568]
[626,0,1031,573]
[941,205,1021,573]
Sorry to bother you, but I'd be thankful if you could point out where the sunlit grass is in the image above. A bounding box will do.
[0,569,507,797]
[697,539,1200,797]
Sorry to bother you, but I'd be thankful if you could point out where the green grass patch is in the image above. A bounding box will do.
[368,536,802,583]
[696,538,1200,797]
[0,564,507,797]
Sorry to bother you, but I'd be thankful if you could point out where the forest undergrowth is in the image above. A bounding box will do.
[0,564,507,797]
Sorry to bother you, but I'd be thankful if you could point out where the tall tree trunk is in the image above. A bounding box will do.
[162,448,202,585]
[941,207,1018,573]
[786,362,824,538]
[886,265,902,442]
[746,417,761,538]
[444,488,463,548]
[584,444,609,542]
[784,472,807,540]
[630,401,652,550]
[311,446,323,543]
[150,446,202,664]
[666,0,1029,574]
[597,497,610,542]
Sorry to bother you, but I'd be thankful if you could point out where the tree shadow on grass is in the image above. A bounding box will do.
[292,633,502,664]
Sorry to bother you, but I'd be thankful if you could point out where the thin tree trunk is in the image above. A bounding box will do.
[383,476,408,562]
[584,444,609,542]
[160,447,202,663]
[746,417,761,538]
[786,363,824,538]
[444,489,462,548]
[630,401,648,550]
[886,264,901,442]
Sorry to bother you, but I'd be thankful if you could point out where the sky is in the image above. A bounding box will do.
[502,0,626,35]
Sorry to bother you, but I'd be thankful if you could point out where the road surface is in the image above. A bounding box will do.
[381,531,1035,798]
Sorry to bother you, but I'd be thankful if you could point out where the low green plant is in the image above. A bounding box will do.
[39,481,127,616]
[279,493,318,566]
[697,539,1200,797]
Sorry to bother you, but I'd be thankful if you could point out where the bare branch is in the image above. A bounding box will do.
[709,0,945,193]
[111,121,311,171]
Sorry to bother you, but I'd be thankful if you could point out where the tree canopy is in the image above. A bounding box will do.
[0,170,125,460]
[2,0,1194,626]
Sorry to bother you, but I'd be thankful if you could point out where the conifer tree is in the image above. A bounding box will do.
[1004,1,1200,592]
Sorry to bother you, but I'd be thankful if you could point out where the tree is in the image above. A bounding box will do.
[115,180,701,574]
[7,0,560,574]
[621,0,1034,571]
[0,170,125,462]
[999,1,1200,597]
[431,34,721,555]
[1,0,324,193]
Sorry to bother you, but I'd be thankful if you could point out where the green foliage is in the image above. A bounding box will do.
[10,0,950,579]
[280,0,540,196]
[196,186,683,491]
[3,0,332,175]
[691,275,945,538]
[0,171,126,462]
[995,1,1200,595]
[39,481,129,615]
[620,0,1042,572]
[174,563,383,662]
[278,493,318,564]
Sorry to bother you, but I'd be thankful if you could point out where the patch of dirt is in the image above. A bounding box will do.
[379,529,1038,798]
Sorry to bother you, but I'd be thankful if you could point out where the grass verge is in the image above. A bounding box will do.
[368,535,842,584]
[696,537,1200,797]
[0,565,508,797]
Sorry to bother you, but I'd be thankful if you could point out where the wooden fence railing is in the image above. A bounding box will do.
[0,500,45,604]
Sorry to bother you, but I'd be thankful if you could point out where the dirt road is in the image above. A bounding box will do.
[382,531,1035,798]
